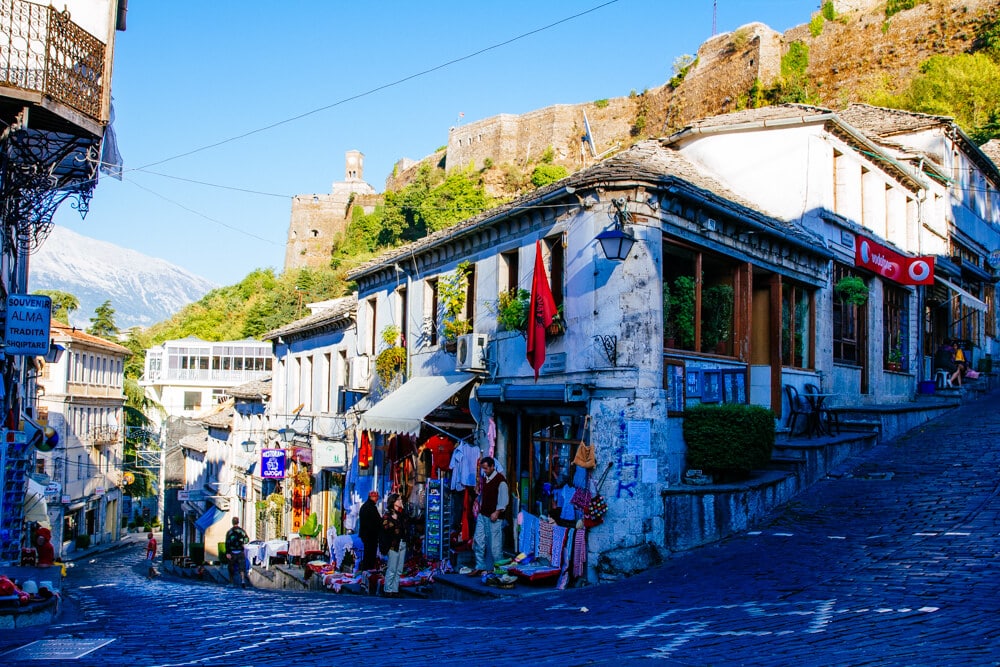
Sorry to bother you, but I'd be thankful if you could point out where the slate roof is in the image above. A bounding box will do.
[263,295,356,340]
[678,103,834,130]
[199,404,234,428]
[229,377,271,400]
[980,139,1000,168]
[837,103,952,138]
[348,139,824,280]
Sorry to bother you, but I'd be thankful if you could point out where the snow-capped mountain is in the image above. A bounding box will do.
[30,225,216,329]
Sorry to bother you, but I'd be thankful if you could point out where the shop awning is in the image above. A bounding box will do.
[23,478,49,525]
[194,505,224,532]
[935,277,987,312]
[359,373,475,437]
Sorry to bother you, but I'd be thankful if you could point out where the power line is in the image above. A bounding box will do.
[133,169,292,199]
[124,178,284,246]
[134,1,621,171]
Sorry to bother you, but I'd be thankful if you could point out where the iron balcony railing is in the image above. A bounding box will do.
[0,0,106,120]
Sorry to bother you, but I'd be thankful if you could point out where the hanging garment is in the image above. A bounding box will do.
[572,526,587,577]
[538,521,554,563]
[557,485,578,522]
[423,435,455,478]
[551,525,568,570]
[359,432,373,469]
[518,510,541,557]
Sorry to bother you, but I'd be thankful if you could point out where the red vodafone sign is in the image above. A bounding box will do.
[855,238,934,285]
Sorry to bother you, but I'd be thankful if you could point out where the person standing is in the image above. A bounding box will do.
[473,456,508,575]
[379,493,407,598]
[225,517,250,588]
[144,531,158,578]
[358,491,381,571]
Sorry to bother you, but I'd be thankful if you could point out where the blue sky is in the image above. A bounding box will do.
[53,1,813,286]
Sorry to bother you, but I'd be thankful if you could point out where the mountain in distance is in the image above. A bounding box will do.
[30,225,216,330]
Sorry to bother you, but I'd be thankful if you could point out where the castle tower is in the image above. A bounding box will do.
[284,151,378,271]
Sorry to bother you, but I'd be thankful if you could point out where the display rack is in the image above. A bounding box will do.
[424,478,451,562]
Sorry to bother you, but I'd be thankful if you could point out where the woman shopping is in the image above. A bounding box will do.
[379,493,408,598]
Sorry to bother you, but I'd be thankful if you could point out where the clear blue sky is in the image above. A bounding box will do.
[53,1,813,286]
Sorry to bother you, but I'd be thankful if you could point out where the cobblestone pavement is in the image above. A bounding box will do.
[3,396,1000,666]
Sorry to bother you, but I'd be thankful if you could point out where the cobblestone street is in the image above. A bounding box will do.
[3,394,1000,666]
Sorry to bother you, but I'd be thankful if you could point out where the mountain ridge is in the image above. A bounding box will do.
[31,225,216,330]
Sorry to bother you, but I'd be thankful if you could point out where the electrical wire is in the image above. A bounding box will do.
[134,1,620,171]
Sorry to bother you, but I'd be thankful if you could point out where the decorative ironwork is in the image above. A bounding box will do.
[0,126,99,254]
[594,334,618,367]
[89,426,119,446]
[0,0,106,119]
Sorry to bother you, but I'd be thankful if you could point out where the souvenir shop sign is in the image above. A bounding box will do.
[855,238,934,285]
[260,448,286,479]
[3,293,51,355]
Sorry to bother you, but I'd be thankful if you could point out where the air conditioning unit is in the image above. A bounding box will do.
[456,333,488,372]
[348,355,372,392]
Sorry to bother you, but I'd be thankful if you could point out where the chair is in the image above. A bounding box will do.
[783,385,810,438]
[804,384,840,436]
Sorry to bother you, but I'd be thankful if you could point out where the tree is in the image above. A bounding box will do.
[88,300,119,340]
[35,289,79,323]
[868,53,1000,143]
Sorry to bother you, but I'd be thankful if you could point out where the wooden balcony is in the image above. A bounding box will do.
[0,0,108,135]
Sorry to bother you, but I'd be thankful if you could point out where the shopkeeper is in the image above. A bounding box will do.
[473,456,507,573]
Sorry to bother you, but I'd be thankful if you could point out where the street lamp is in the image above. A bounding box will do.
[241,439,257,454]
[596,197,636,261]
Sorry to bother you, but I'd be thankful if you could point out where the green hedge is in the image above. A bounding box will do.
[683,403,775,479]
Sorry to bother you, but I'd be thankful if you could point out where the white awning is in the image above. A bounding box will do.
[935,277,987,313]
[359,373,476,437]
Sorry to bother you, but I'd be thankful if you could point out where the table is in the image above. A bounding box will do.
[259,539,288,568]
[804,392,838,437]
[244,541,266,566]
[288,537,320,563]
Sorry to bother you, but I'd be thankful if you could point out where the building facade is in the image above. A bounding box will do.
[33,322,130,558]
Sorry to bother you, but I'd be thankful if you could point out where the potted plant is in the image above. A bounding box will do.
[663,282,677,347]
[671,276,697,350]
[374,324,407,387]
[702,284,734,353]
[439,261,472,351]
[496,288,530,334]
[835,275,868,306]
[887,340,903,372]
[546,304,566,337]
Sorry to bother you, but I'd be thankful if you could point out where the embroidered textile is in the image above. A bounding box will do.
[538,520,554,562]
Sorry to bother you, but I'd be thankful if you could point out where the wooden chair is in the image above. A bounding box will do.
[783,385,810,438]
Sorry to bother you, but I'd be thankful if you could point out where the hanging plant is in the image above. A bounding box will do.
[835,275,868,306]
[439,261,472,344]
[375,345,407,386]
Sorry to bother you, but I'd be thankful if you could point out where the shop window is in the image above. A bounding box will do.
[663,242,737,355]
[781,283,813,368]
[832,264,863,365]
[513,415,587,519]
[883,283,910,371]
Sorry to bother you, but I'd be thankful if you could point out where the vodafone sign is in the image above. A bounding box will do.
[855,238,934,286]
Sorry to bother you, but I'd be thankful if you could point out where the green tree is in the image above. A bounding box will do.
[35,289,79,323]
[868,53,1000,143]
[88,300,119,340]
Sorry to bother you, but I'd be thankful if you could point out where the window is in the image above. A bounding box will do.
[184,391,202,411]
[832,264,864,364]
[366,297,377,355]
[464,263,476,324]
[986,285,996,339]
[883,283,910,371]
[544,236,565,310]
[663,242,738,355]
[500,249,520,295]
[781,283,813,368]
[397,286,408,348]
[426,278,440,346]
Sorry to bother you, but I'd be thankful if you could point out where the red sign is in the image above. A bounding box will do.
[855,238,934,285]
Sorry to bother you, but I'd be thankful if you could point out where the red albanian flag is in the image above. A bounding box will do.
[527,240,557,381]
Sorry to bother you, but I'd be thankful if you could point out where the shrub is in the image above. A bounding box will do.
[683,404,775,480]
[809,13,824,37]
[670,55,698,88]
[531,164,568,187]
[482,157,494,170]
[821,1,836,21]
[594,99,609,108]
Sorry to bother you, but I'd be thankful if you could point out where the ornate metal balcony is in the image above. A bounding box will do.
[0,0,107,122]
[89,426,119,446]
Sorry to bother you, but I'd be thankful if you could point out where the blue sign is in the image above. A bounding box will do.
[260,448,286,479]
[4,294,51,356]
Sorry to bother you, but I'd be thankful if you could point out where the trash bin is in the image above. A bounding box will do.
[190,542,204,565]
[917,380,936,395]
